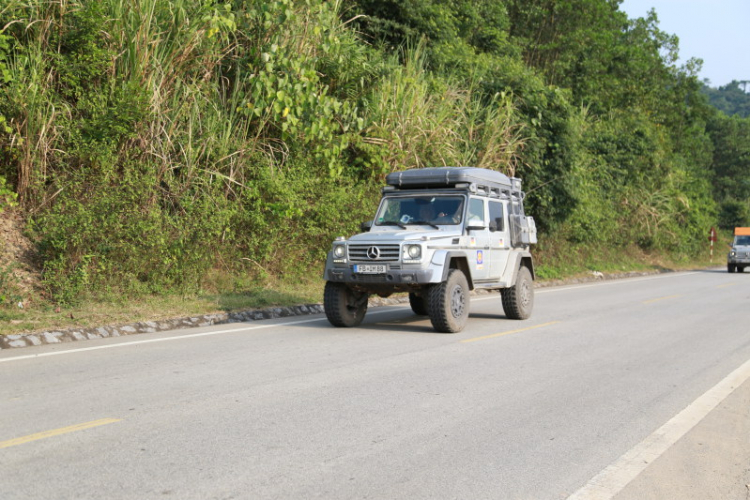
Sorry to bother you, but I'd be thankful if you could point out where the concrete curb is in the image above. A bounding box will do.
[0,304,325,350]
[0,269,667,350]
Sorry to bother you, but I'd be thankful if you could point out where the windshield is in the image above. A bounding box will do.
[375,195,464,226]
[735,236,750,246]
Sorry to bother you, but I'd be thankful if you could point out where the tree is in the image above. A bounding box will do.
[349,0,517,73]
[702,80,750,118]
[706,112,750,201]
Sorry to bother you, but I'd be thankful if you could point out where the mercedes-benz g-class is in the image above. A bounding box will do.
[323,167,537,333]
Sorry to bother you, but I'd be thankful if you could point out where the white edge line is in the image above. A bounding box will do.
[566,356,750,499]
[470,271,701,302]
[536,271,700,295]
[0,317,326,364]
[0,271,702,364]
[0,307,410,364]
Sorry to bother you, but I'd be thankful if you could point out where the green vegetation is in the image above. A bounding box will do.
[703,81,750,118]
[0,276,324,334]
[0,0,748,324]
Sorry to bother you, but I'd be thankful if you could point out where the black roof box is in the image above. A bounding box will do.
[386,167,514,190]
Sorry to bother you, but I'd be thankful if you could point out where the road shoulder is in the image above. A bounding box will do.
[614,376,750,500]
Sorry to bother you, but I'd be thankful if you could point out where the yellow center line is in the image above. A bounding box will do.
[0,418,121,449]
[461,321,561,344]
[642,294,682,305]
[716,283,736,288]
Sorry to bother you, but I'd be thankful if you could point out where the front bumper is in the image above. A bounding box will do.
[326,267,434,287]
[728,251,750,264]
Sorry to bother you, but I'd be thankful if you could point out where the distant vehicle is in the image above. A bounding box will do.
[727,227,750,273]
[322,167,537,333]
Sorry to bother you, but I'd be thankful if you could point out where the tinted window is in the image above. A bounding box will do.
[489,201,504,231]
[376,196,464,225]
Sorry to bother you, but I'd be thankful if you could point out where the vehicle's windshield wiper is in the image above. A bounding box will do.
[412,220,440,229]
[379,221,407,229]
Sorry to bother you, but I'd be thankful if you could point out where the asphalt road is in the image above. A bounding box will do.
[1,269,749,499]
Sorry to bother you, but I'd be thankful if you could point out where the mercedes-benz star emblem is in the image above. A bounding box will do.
[367,246,380,260]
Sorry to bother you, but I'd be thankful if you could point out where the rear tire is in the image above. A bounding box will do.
[501,266,534,320]
[324,282,368,327]
[426,269,470,333]
[409,292,428,315]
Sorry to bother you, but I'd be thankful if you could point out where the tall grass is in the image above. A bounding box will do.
[363,43,525,177]
[0,0,380,301]
[2,1,66,205]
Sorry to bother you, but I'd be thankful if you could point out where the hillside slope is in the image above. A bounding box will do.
[0,211,41,307]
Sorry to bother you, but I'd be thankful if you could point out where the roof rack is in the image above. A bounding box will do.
[386,167,512,189]
[385,167,524,200]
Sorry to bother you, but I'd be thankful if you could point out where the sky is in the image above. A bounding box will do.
[619,0,750,88]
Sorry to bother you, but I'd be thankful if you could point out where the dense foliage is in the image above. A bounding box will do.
[0,0,748,303]
[703,81,750,118]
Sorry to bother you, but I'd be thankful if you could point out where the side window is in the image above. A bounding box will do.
[488,201,504,232]
[468,198,485,224]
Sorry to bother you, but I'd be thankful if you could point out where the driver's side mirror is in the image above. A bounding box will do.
[360,220,373,232]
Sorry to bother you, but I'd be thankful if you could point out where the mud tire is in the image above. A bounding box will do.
[324,282,368,327]
[426,269,470,333]
[501,266,534,320]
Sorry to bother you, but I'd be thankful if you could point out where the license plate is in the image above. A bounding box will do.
[353,264,386,274]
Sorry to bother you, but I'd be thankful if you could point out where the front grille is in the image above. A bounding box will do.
[349,244,400,262]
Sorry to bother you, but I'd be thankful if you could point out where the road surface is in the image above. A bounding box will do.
[1,269,749,499]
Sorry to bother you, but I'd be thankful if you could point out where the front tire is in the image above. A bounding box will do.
[501,266,534,320]
[426,269,470,333]
[324,282,368,327]
[728,264,737,273]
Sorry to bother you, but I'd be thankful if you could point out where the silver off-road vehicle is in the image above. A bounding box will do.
[323,167,538,333]
[727,230,750,273]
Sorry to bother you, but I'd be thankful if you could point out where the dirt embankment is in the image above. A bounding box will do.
[0,211,43,305]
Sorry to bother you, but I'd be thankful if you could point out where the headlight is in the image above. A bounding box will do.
[730,251,736,258]
[333,245,346,258]
[404,244,422,260]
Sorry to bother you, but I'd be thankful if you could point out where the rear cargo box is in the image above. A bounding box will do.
[735,227,750,236]
[386,167,513,189]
